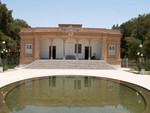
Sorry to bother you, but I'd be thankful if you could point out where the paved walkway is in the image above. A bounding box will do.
[0,68,150,90]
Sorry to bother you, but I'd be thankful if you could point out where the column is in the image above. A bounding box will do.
[88,39,91,60]
[20,38,24,64]
[76,39,79,60]
[51,39,53,60]
[34,37,40,59]
[63,39,66,60]
[117,40,121,59]
[20,38,24,59]
[101,35,107,60]
[117,40,121,65]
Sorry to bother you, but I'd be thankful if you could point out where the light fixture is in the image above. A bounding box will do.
[2,41,5,44]
[137,52,140,55]
[139,44,142,47]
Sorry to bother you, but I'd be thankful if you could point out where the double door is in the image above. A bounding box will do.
[85,46,91,59]
[49,46,56,59]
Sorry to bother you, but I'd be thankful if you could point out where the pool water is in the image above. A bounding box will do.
[0,76,150,113]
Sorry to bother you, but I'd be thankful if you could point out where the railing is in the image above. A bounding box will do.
[1,57,20,66]
[121,59,149,71]
[121,59,138,68]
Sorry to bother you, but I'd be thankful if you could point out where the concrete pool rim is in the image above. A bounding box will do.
[1,74,150,113]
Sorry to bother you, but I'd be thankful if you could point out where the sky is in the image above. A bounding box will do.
[1,0,150,29]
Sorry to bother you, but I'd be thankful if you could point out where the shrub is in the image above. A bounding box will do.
[145,59,150,71]
[4,65,9,71]
[8,65,15,69]
[3,64,15,71]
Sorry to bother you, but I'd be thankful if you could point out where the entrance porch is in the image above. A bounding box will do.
[40,38,102,60]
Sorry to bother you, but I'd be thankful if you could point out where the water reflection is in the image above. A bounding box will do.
[4,76,147,113]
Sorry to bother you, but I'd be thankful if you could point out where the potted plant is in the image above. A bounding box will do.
[0,62,3,72]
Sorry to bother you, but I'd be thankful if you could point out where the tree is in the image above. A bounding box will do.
[8,19,30,40]
[125,37,141,60]
[8,19,30,51]
[0,2,13,34]
[112,24,120,29]
[143,29,150,59]
[0,1,30,64]
[119,13,150,58]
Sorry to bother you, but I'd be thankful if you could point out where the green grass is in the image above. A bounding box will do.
[130,66,139,71]
[145,71,150,75]
[129,66,150,75]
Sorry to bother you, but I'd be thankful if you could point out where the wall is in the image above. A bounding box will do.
[53,38,63,59]
[66,39,76,56]
[91,39,102,59]
[40,39,50,59]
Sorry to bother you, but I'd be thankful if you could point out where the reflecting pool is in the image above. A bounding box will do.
[0,76,150,113]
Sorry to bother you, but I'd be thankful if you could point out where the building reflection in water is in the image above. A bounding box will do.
[5,76,146,113]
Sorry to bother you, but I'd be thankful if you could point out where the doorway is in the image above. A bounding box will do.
[49,46,56,59]
[85,46,91,59]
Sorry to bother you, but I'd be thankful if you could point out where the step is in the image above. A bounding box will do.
[25,60,115,70]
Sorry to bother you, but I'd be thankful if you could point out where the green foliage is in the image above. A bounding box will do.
[0,2,13,34]
[143,29,150,59]
[3,65,9,71]
[125,37,141,60]
[0,2,30,61]
[8,19,30,40]
[130,66,139,71]
[145,60,150,71]
[118,14,150,59]
[112,24,120,29]
[3,64,15,71]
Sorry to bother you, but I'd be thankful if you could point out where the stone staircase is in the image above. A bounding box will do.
[25,60,115,70]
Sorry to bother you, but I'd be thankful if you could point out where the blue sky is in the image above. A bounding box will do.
[1,0,150,28]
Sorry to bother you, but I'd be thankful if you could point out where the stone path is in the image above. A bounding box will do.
[0,68,150,91]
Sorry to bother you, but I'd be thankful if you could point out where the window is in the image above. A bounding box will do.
[75,44,82,53]
[25,44,33,54]
[108,45,115,56]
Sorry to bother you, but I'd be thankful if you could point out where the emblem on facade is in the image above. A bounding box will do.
[61,25,81,36]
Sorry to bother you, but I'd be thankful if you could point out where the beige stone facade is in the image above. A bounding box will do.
[19,24,122,65]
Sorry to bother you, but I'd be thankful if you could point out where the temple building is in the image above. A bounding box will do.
[19,24,121,65]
